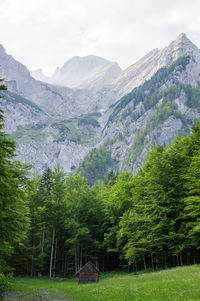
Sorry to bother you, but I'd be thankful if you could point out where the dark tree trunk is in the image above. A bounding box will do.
[30,242,35,277]
[180,252,183,266]
[151,254,155,271]
[134,259,138,275]
[155,256,158,270]
[176,255,179,266]
[143,254,147,271]
[165,253,168,269]
[102,257,105,272]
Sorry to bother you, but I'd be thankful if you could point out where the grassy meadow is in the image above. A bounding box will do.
[5,265,200,301]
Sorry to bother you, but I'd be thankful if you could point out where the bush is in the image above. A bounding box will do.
[78,117,100,128]
[0,271,9,300]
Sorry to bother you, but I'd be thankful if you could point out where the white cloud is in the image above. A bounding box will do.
[0,0,200,74]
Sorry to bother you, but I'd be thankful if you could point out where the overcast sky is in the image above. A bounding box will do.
[0,0,200,75]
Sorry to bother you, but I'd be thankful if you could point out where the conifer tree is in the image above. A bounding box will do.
[0,82,30,296]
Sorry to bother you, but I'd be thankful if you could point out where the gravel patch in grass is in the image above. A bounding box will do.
[4,289,71,301]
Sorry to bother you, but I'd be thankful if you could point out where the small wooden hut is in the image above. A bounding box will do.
[75,261,99,284]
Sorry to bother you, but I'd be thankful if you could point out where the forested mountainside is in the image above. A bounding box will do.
[1,34,200,297]
[1,96,200,288]
[1,33,200,180]
[79,53,200,184]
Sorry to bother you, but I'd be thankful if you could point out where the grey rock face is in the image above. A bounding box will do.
[1,33,200,176]
[78,62,122,92]
[16,140,91,174]
[0,44,31,92]
[2,97,47,133]
[101,50,200,175]
[50,55,121,89]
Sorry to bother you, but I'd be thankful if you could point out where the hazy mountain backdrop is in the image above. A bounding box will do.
[1,33,200,184]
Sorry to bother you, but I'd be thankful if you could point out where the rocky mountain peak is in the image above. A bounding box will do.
[176,32,188,43]
[107,33,200,100]
[0,44,31,91]
[56,54,111,73]
[166,33,200,63]
[168,32,198,54]
[175,33,191,44]
[50,55,120,88]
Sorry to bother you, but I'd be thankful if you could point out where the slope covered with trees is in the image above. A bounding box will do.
[1,114,200,284]
[78,53,200,184]
[1,81,200,299]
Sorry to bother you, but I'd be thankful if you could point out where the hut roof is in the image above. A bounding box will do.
[75,261,99,276]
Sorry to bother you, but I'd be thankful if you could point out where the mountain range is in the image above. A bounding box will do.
[1,33,200,183]
[31,55,122,91]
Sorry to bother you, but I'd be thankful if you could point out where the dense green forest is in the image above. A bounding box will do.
[1,81,200,297]
[77,146,114,186]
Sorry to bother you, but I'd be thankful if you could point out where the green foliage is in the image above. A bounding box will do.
[27,166,68,277]
[65,174,104,266]
[78,117,100,128]
[77,146,114,186]
[0,84,31,295]
[51,115,100,145]
[66,116,100,144]
[0,270,9,300]
[105,170,118,186]
[184,85,200,110]
[119,122,200,268]
[14,121,199,277]
[183,123,200,245]
[2,74,200,282]
[0,80,7,95]
[51,121,70,142]
[103,172,134,256]
[11,123,49,143]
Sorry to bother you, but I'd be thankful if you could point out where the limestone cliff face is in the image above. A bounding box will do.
[17,140,91,174]
[1,33,200,177]
[101,52,200,174]
[0,44,31,91]
[1,91,47,133]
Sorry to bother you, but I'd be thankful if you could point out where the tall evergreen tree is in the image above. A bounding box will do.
[0,82,30,296]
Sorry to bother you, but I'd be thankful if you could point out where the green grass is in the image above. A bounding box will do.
[11,124,50,143]
[6,265,200,301]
